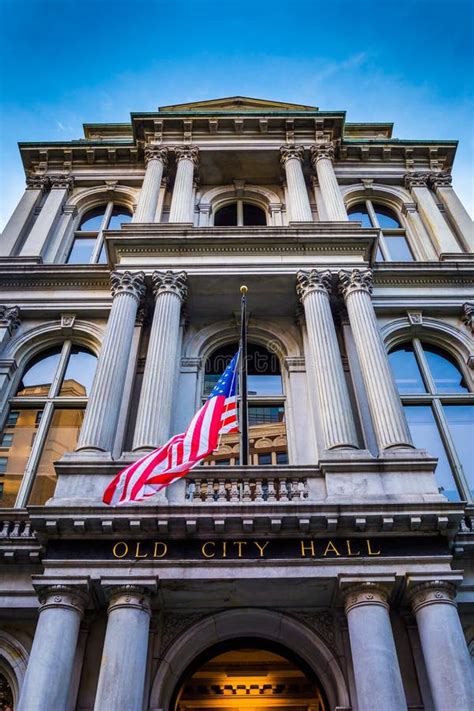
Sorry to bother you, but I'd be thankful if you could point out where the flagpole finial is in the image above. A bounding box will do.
[240,285,248,295]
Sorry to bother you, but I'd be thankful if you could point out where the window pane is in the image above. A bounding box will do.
[214,204,238,226]
[444,405,474,496]
[0,408,42,507]
[60,347,97,397]
[374,206,401,228]
[78,207,106,231]
[258,453,272,465]
[67,237,96,264]
[243,203,266,226]
[276,451,289,464]
[404,405,460,501]
[107,206,132,229]
[204,344,283,396]
[423,345,469,393]
[249,406,285,425]
[97,241,107,264]
[16,347,62,397]
[384,235,414,261]
[348,204,372,227]
[375,246,385,261]
[28,408,84,505]
[388,345,427,394]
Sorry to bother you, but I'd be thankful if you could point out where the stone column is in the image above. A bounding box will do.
[310,143,348,221]
[94,585,153,711]
[0,305,20,352]
[429,172,474,252]
[404,173,462,255]
[17,585,88,711]
[132,146,168,223]
[133,270,188,450]
[296,270,358,449]
[20,176,74,258]
[77,271,145,451]
[0,176,49,256]
[169,146,199,224]
[343,583,408,711]
[409,581,474,710]
[280,145,313,223]
[339,269,414,451]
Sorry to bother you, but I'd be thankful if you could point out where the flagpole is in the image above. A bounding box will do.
[240,285,249,466]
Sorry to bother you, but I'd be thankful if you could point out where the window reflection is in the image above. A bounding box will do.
[0,408,42,506]
[16,348,62,397]
[424,346,469,393]
[444,405,474,496]
[388,346,426,394]
[60,347,97,397]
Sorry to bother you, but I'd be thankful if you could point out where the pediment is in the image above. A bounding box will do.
[158,96,318,112]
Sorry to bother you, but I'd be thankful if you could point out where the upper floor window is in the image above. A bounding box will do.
[67,202,132,264]
[214,201,267,227]
[348,201,414,262]
[389,339,473,502]
[0,342,97,507]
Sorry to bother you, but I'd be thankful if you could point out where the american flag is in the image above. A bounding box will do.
[103,352,239,505]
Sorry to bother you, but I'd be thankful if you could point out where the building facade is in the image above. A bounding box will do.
[0,95,473,710]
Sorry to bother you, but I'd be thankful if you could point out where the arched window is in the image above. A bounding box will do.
[388,339,473,501]
[0,342,97,507]
[348,201,414,261]
[67,202,132,264]
[214,202,267,226]
[202,343,287,467]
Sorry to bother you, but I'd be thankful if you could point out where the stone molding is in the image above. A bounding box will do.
[342,582,390,613]
[37,585,88,615]
[296,269,332,301]
[174,145,199,166]
[151,270,188,301]
[338,268,373,298]
[280,144,305,166]
[110,270,146,303]
[404,172,431,190]
[461,302,473,333]
[144,145,168,167]
[0,305,21,331]
[310,142,335,166]
[408,580,457,613]
[48,175,75,192]
[105,584,152,616]
[26,175,50,192]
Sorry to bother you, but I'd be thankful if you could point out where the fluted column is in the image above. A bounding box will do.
[0,176,49,256]
[133,270,188,450]
[132,146,168,223]
[280,145,313,222]
[169,146,199,224]
[77,271,145,451]
[310,143,348,221]
[409,581,474,710]
[18,585,88,711]
[339,269,413,451]
[296,270,358,449]
[94,585,153,711]
[343,583,407,711]
[429,172,473,252]
[404,173,462,255]
[20,175,74,258]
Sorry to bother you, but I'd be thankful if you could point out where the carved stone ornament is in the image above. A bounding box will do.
[144,145,168,167]
[296,269,333,302]
[280,144,305,167]
[105,584,152,615]
[0,305,21,331]
[310,142,335,167]
[408,580,457,613]
[407,311,423,326]
[343,582,390,614]
[152,270,188,302]
[338,268,373,299]
[48,175,74,192]
[60,313,76,330]
[37,585,88,615]
[462,302,474,334]
[404,172,430,190]
[26,175,50,192]
[174,145,199,166]
[110,270,146,303]
[428,171,453,190]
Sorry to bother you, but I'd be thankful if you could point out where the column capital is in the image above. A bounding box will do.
[310,142,335,167]
[48,175,75,192]
[296,269,332,301]
[26,175,50,192]
[144,145,168,167]
[338,268,373,298]
[110,270,146,303]
[404,172,430,190]
[408,580,457,613]
[0,305,21,331]
[280,144,305,167]
[462,302,474,333]
[152,269,188,301]
[104,584,153,616]
[428,171,453,189]
[174,145,199,166]
[342,581,390,613]
[36,584,88,615]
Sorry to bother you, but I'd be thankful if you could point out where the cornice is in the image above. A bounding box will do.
[0,265,111,290]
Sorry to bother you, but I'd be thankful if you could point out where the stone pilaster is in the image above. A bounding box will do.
[343,582,407,711]
[310,143,348,221]
[338,269,414,451]
[0,176,49,256]
[77,271,145,452]
[404,173,462,255]
[428,172,473,251]
[0,305,20,352]
[169,146,199,224]
[133,270,188,450]
[408,580,474,710]
[296,270,358,450]
[132,146,168,223]
[17,584,88,711]
[280,145,313,223]
[20,175,74,258]
[93,584,153,711]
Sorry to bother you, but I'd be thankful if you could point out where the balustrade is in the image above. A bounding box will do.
[186,475,308,503]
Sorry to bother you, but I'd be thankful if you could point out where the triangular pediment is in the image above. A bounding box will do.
[158,96,318,112]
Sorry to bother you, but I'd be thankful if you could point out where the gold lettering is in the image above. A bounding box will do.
[112,541,129,559]
[153,541,168,558]
[323,540,341,557]
[201,541,216,558]
[222,541,227,558]
[135,542,148,558]
[366,539,381,556]
[233,541,247,558]
[346,539,360,557]
[254,541,269,558]
[300,540,316,557]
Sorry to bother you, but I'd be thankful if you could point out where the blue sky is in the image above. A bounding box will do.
[0,0,473,228]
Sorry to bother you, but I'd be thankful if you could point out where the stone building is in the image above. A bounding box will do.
[0,95,473,710]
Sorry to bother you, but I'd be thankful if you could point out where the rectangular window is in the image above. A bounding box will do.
[0,409,41,507]
[0,434,13,448]
[0,457,8,474]
[276,451,289,464]
[443,404,474,497]
[258,453,272,465]
[7,412,19,427]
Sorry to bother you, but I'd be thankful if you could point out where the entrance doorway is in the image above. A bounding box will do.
[174,640,327,710]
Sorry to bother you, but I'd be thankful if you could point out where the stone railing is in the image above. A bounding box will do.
[186,475,308,503]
